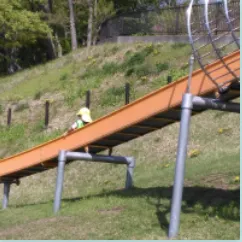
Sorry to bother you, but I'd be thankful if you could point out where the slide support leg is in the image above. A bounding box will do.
[54,150,66,213]
[168,93,193,238]
[125,157,135,189]
[2,181,11,210]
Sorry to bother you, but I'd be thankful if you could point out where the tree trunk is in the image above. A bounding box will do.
[68,0,78,50]
[92,0,98,45]
[7,48,22,74]
[87,0,94,48]
[55,33,63,58]
[48,0,53,13]
[46,33,57,60]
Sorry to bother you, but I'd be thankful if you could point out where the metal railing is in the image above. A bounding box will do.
[187,0,240,93]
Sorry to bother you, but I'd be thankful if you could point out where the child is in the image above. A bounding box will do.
[63,107,92,152]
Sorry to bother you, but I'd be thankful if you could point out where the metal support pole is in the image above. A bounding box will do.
[54,150,66,213]
[125,157,135,189]
[192,96,240,113]
[2,182,11,209]
[53,151,135,213]
[66,152,131,165]
[108,148,113,156]
[168,93,193,238]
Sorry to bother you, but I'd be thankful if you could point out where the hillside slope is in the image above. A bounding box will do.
[0,43,239,240]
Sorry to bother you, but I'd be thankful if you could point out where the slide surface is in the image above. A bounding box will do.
[0,50,240,181]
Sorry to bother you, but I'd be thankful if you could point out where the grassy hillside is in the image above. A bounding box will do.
[0,43,239,240]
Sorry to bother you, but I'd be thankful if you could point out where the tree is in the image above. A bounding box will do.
[0,0,51,73]
[68,0,78,50]
[87,0,93,48]
[92,0,115,45]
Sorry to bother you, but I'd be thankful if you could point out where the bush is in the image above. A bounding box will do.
[122,45,154,69]
[110,46,119,54]
[60,72,69,81]
[34,91,42,100]
[102,62,119,76]
[168,68,187,80]
[125,50,133,57]
[134,65,152,77]
[100,86,124,107]
[156,62,169,72]
[125,68,135,77]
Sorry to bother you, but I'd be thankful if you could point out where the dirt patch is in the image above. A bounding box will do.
[0,216,71,237]
[97,206,125,214]
[185,174,239,190]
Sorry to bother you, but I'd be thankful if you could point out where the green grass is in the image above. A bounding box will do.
[0,43,239,239]
[0,149,239,239]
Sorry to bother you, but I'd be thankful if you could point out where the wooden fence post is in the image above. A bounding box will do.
[45,101,50,128]
[7,108,12,127]
[86,90,91,109]
[125,83,130,105]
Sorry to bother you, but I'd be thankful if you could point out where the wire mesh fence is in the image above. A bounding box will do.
[99,0,239,41]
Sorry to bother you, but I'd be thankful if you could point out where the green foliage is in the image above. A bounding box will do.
[122,45,154,69]
[0,0,50,48]
[64,90,77,107]
[0,104,3,115]
[124,50,133,57]
[168,68,187,80]
[110,46,119,54]
[34,91,42,100]
[134,64,152,77]
[156,62,169,72]
[171,43,188,49]
[60,73,69,81]
[32,119,45,132]
[151,76,167,88]
[125,67,135,77]
[100,86,124,106]
[0,124,26,143]
[102,62,119,75]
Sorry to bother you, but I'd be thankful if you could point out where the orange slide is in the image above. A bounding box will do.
[0,50,240,182]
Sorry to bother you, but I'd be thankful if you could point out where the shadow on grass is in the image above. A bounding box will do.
[62,186,240,223]
[12,185,239,230]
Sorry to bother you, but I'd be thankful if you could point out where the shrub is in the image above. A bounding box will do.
[60,72,69,81]
[168,68,187,80]
[111,46,119,54]
[125,68,135,77]
[34,91,42,100]
[102,62,119,76]
[156,62,169,72]
[100,86,124,107]
[134,65,152,77]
